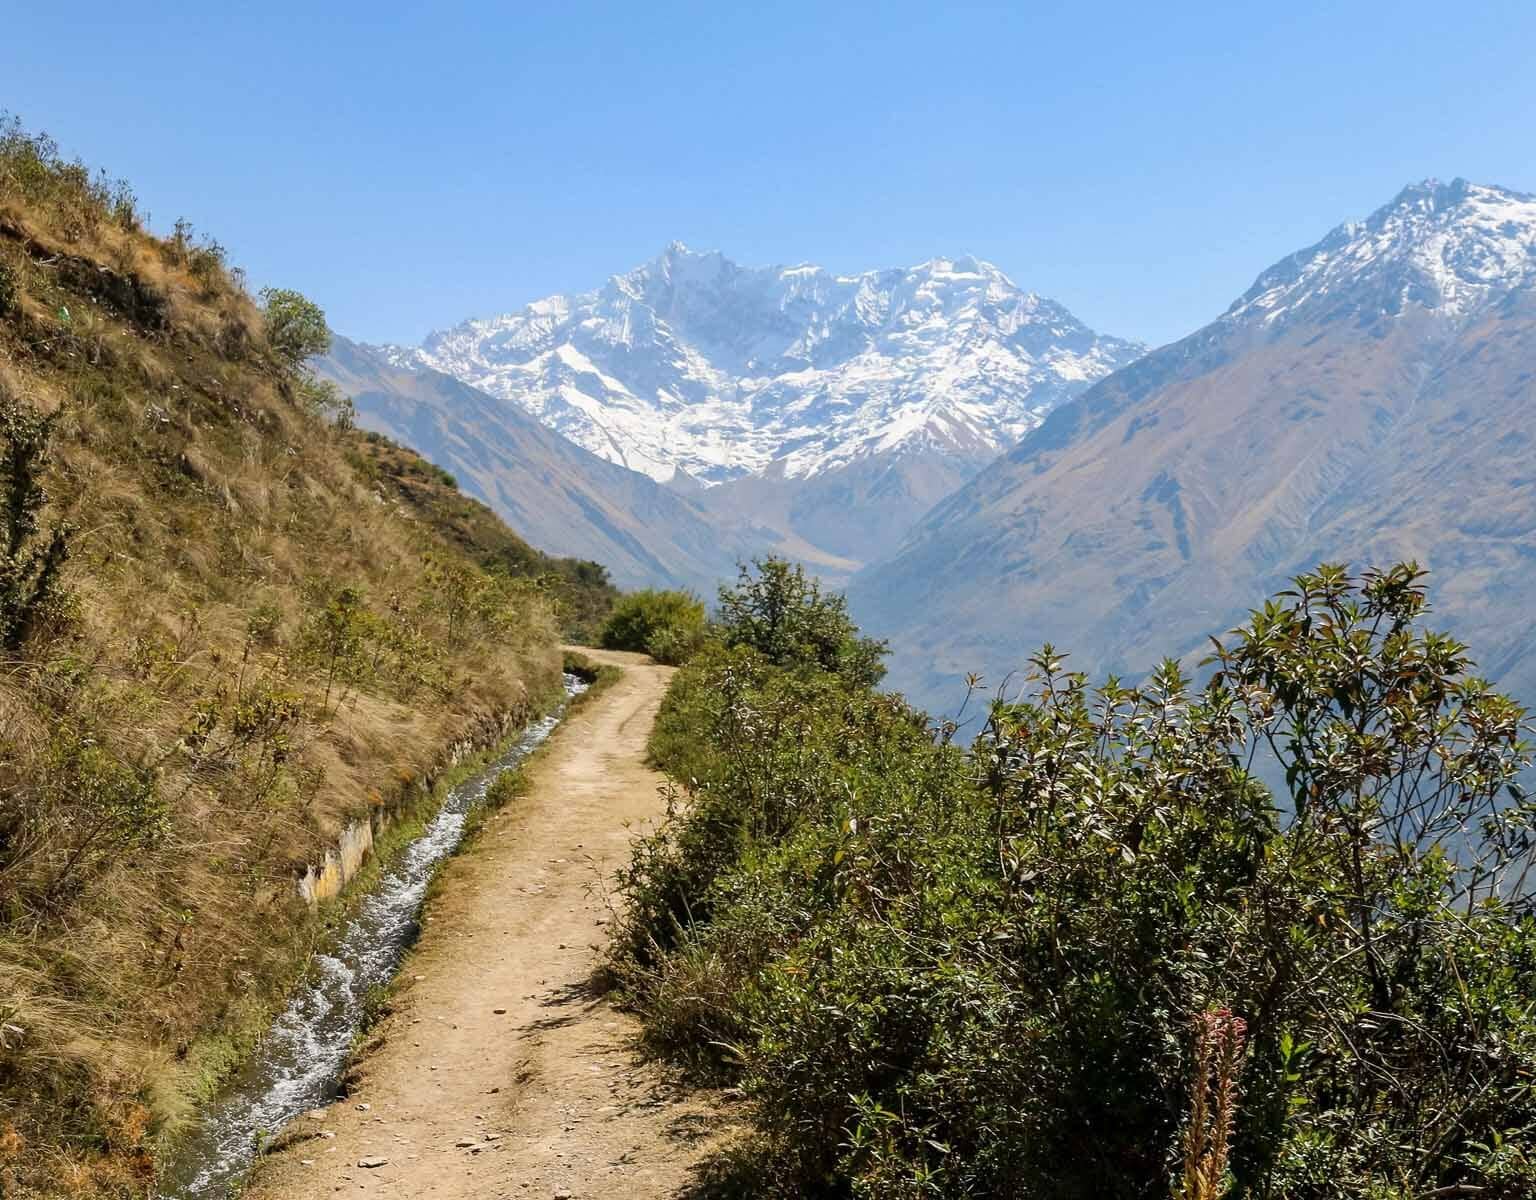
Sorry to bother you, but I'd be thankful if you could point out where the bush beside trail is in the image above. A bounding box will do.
[599,588,708,665]
[599,558,888,676]
[612,561,1536,1199]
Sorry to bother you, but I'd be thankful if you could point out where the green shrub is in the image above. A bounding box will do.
[245,601,284,647]
[615,563,1536,1199]
[484,767,528,810]
[38,727,166,904]
[599,588,707,665]
[259,286,331,367]
[296,374,354,426]
[0,260,17,318]
[298,584,371,710]
[717,556,887,688]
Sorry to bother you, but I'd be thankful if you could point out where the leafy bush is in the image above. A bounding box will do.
[246,601,284,647]
[171,223,229,292]
[0,260,17,318]
[20,724,167,908]
[599,588,707,665]
[718,556,888,688]
[300,584,370,710]
[259,286,330,367]
[615,564,1536,1199]
[296,373,354,426]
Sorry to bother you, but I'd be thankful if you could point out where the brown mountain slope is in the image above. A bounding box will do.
[852,181,1536,716]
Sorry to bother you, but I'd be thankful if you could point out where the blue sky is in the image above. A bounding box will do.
[5,1,1534,348]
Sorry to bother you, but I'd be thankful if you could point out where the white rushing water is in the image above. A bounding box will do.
[159,673,589,1199]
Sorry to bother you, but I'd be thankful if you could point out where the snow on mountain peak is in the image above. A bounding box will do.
[395,247,1144,487]
[1226,179,1536,329]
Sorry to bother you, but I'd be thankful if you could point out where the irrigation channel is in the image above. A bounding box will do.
[160,673,589,1199]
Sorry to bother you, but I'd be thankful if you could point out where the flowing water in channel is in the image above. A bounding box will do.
[159,673,589,1199]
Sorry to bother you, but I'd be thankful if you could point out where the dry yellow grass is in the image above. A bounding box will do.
[0,121,571,1196]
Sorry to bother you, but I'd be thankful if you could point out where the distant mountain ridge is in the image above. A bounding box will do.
[313,336,760,592]
[396,244,1142,486]
[851,178,1536,715]
[385,243,1142,566]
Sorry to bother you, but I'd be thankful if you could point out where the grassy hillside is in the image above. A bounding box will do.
[346,430,617,641]
[0,118,590,1195]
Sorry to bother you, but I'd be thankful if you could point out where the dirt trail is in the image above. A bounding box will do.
[249,649,735,1200]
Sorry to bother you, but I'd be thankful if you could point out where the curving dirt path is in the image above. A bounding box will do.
[248,649,736,1200]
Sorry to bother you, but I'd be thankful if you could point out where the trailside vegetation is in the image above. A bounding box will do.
[599,587,707,665]
[613,562,1536,1200]
[598,557,888,673]
[715,556,887,689]
[0,115,582,1195]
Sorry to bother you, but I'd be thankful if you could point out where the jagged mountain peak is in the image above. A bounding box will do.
[398,246,1143,488]
[639,242,1011,285]
[1226,178,1536,329]
[632,240,732,285]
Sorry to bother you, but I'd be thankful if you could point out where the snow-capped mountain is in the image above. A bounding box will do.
[852,179,1536,717]
[1225,178,1536,329]
[392,244,1143,490]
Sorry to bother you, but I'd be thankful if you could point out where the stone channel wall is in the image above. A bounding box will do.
[295,703,530,905]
